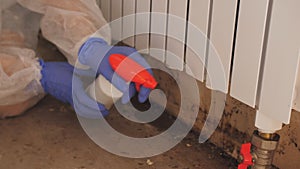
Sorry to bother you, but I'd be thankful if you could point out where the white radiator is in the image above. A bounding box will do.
[99,0,300,132]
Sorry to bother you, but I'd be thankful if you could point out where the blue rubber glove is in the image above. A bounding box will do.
[78,37,153,104]
[39,59,109,119]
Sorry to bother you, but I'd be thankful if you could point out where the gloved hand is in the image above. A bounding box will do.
[39,59,108,119]
[78,37,153,104]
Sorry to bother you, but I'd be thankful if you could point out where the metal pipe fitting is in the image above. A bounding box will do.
[251,130,280,169]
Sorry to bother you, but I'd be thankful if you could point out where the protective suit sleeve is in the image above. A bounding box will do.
[1,2,42,49]
[17,0,111,67]
[0,44,45,118]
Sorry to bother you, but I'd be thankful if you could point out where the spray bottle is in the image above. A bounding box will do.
[87,54,158,109]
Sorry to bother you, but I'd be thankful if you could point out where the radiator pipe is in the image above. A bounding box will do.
[238,130,280,169]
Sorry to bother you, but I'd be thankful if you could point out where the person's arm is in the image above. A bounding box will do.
[17,0,111,67]
[14,0,154,109]
[0,45,108,119]
[0,46,45,119]
[39,60,109,118]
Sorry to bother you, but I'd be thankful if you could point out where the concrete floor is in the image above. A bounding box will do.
[0,37,237,169]
[0,96,237,169]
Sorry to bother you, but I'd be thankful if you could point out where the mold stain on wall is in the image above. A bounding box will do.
[148,56,300,169]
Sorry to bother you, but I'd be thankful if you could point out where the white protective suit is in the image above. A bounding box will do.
[0,0,111,118]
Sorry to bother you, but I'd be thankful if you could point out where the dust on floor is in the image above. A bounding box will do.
[0,95,237,169]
